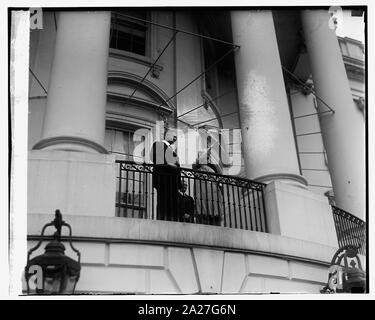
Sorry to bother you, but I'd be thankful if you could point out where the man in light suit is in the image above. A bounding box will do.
[151,129,182,221]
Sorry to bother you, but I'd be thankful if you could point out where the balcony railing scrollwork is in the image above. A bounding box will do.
[115,160,267,232]
[332,205,366,256]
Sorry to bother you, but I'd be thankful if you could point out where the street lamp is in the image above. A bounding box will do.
[25,210,81,295]
[321,244,366,293]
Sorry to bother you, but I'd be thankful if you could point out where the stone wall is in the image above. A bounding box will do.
[26,240,328,294]
[26,214,340,294]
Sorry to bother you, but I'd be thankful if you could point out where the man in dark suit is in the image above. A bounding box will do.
[151,130,182,221]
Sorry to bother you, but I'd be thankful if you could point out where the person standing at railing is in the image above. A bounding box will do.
[193,161,223,226]
[151,129,182,221]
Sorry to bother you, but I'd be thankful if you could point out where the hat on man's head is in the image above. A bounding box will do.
[164,127,177,144]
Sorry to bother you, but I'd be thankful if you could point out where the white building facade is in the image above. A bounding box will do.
[26,9,365,294]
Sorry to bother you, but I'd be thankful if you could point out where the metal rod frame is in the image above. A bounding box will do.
[282,65,335,114]
[115,12,240,48]
[127,31,179,103]
[29,67,48,94]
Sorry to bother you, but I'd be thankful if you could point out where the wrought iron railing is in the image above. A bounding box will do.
[115,160,267,232]
[332,206,366,255]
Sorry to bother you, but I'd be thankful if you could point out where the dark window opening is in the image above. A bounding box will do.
[110,11,148,56]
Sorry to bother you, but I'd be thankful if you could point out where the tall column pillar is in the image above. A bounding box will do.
[34,12,111,153]
[230,11,338,247]
[301,10,365,218]
[230,10,306,186]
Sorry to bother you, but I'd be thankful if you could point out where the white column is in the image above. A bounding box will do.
[34,12,111,153]
[230,10,339,247]
[301,10,365,218]
[230,10,306,186]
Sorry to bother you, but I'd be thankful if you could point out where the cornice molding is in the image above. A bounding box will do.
[107,70,176,112]
[109,49,164,78]
[107,91,173,115]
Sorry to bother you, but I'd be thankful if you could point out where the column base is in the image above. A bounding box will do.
[33,136,108,154]
[264,180,338,247]
[28,150,116,217]
[255,173,308,188]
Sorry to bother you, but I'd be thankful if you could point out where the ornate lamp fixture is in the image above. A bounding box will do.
[321,245,366,293]
[25,210,81,295]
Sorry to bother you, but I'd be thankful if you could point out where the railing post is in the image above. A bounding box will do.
[117,162,122,217]
[261,185,268,233]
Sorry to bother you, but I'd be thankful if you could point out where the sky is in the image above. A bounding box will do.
[335,9,365,44]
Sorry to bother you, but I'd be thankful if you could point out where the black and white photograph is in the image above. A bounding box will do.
[3,0,373,303]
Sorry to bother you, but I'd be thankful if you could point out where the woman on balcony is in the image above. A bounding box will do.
[193,160,223,226]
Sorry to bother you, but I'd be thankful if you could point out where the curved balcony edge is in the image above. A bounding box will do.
[28,213,339,266]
